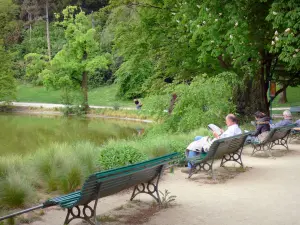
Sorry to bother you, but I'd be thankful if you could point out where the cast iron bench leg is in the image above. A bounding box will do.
[130,166,163,204]
[64,187,101,225]
[188,159,214,179]
[220,147,244,168]
[270,137,289,151]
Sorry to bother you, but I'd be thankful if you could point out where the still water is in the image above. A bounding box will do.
[0,114,145,156]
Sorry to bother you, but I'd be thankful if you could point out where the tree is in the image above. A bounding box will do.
[0,0,21,46]
[43,6,111,111]
[0,42,16,101]
[104,0,300,115]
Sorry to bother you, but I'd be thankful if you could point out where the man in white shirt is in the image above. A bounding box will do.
[182,114,242,173]
[213,114,242,139]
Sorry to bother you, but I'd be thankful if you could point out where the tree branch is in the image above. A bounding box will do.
[127,2,173,11]
[217,55,231,69]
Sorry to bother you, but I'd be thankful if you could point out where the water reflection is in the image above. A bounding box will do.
[0,114,145,156]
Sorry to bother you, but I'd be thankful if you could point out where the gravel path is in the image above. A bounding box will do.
[28,141,300,225]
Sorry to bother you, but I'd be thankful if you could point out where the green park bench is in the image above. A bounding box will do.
[251,124,297,156]
[186,133,250,178]
[0,152,179,225]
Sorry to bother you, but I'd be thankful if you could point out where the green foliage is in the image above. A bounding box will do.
[0,44,16,101]
[43,6,111,108]
[267,0,300,72]
[24,53,49,85]
[0,0,21,46]
[157,73,238,132]
[99,143,147,170]
[21,21,66,57]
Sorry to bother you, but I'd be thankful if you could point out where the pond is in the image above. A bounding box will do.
[0,114,145,156]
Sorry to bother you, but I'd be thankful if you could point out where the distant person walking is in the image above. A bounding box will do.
[134,99,142,110]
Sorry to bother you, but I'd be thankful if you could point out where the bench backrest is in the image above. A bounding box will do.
[194,133,250,163]
[213,133,250,159]
[268,124,296,142]
[290,107,300,113]
[60,153,179,208]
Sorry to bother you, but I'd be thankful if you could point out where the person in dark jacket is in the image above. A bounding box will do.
[246,111,270,143]
[252,111,271,136]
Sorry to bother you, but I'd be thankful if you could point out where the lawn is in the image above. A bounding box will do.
[272,86,300,108]
[16,84,133,107]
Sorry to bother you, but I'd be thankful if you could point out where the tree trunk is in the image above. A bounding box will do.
[81,71,89,112]
[278,84,288,104]
[45,0,51,60]
[28,13,32,41]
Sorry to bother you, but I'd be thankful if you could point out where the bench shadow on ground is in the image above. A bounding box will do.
[188,166,252,184]
[77,200,171,225]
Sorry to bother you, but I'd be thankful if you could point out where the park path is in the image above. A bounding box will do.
[28,140,300,225]
[3,101,136,110]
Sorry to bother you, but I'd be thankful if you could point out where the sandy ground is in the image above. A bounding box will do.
[25,139,300,225]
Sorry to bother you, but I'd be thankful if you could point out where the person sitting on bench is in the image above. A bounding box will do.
[270,110,293,128]
[246,111,270,143]
[182,114,242,173]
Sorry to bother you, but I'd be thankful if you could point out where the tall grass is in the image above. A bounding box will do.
[0,126,212,210]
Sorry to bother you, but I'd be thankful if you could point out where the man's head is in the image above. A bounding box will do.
[283,110,292,120]
[225,114,238,126]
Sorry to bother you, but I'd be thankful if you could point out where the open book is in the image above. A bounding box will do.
[208,124,222,136]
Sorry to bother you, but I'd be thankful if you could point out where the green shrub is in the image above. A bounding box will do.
[99,143,147,170]
[0,171,35,208]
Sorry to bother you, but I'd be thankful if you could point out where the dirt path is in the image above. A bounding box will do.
[28,140,300,225]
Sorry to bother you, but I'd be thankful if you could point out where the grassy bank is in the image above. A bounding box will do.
[16,84,133,107]
[0,127,210,214]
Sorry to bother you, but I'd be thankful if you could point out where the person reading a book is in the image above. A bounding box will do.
[182,114,242,173]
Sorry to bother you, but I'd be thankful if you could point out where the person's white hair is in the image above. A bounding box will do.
[283,110,292,119]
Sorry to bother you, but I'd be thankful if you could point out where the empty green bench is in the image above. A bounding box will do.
[187,133,250,178]
[251,124,296,156]
[0,152,179,225]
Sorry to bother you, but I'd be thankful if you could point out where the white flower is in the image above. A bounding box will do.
[235,22,238,26]
[271,41,275,45]
[197,24,200,28]
[295,49,299,52]
[206,7,209,11]
[219,13,222,16]
[275,36,279,41]
[272,11,278,15]
[293,54,297,58]
[211,40,214,43]
[275,30,278,35]
[196,5,200,8]
[215,18,218,22]
[230,34,233,39]
[203,21,206,24]
[285,28,291,33]
[171,12,176,15]
[176,20,180,23]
